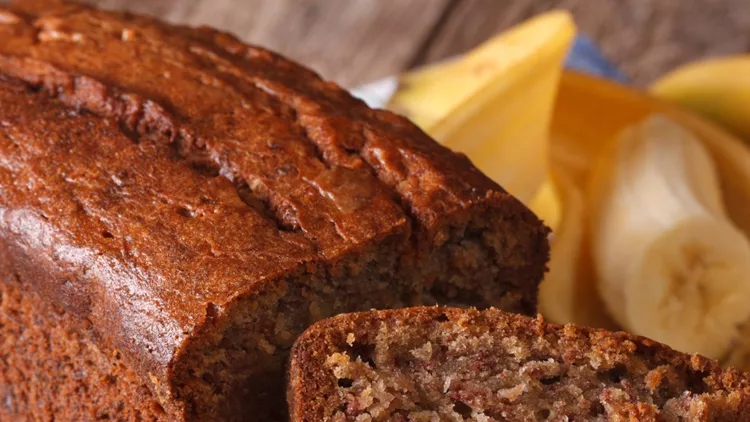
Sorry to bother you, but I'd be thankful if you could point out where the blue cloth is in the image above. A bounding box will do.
[565,35,627,83]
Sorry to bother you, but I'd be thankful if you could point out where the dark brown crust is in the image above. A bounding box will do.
[0,0,548,418]
[288,307,750,421]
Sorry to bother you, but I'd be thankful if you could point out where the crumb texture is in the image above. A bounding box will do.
[290,308,750,422]
[0,279,165,421]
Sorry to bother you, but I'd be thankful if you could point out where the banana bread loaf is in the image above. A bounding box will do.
[0,1,549,420]
[289,307,750,421]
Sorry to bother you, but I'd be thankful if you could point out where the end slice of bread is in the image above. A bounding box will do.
[289,307,750,421]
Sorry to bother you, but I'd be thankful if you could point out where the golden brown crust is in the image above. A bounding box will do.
[0,0,548,419]
[1,0,529,248]
[289,307,750,421]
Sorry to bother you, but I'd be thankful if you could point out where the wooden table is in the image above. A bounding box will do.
[62,0,750,87]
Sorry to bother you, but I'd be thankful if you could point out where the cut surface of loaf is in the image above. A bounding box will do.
[0,278,165,421]
[289,307,750,421]
[0,0,548,420]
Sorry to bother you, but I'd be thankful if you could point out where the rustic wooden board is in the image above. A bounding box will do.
[87,0,452,87]
[4,0,749,86]
[409,0,750,85]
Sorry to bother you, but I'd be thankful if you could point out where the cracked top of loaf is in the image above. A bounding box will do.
[0,0,546,405]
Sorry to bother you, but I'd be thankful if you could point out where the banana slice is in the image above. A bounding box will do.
[588,115,750,359]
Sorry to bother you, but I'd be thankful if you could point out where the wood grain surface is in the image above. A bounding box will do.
[422,0,750,86]
[7,0,750,87]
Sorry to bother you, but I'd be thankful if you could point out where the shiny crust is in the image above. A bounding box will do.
[0,76,318,396]
[0,0,518,250]
[288,307,750,421]
[0,0,547,416]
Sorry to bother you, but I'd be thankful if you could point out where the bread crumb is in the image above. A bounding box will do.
[443,376,452,393]
[497,384,525,401]
[0,11,21,24]
[410,342,433,361]
[122,28,137,41]
[38,30,85,43]
[474,413,492,422]
[501,336,529,359]
[257,338,276,355]
[408,410,442,421]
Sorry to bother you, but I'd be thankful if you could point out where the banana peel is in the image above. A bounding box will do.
[388,10,575,203]
[551,72,750,238]
[651,56,750,142]
[542,71,750,337]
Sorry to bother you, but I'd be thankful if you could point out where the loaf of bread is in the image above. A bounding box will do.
[0,1,549,420]
[289,307,750,421]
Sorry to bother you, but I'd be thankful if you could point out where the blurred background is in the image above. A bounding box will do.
[68,0,750,88]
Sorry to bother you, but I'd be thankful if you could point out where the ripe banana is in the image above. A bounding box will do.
[388,11,575,203]
[528,177,562,233]
[651,56,750,142]
[537,170,616,329]
[548,72,750,242]
[588,115,750,360]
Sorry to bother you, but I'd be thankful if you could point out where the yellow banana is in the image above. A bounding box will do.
[651,56,750,141]
[537,169,616,329]
[543,73,750,366]
[388,11,575,203]
[527,177,562,232]
[550,72,750,239]
[383,8,750,366]
[588,116,750,359]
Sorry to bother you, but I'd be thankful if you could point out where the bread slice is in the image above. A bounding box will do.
[289,307,750,421]
[0,1,548,420]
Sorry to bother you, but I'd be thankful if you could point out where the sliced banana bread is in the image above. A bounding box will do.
[0,1,548,420]
[289,307,750,421]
